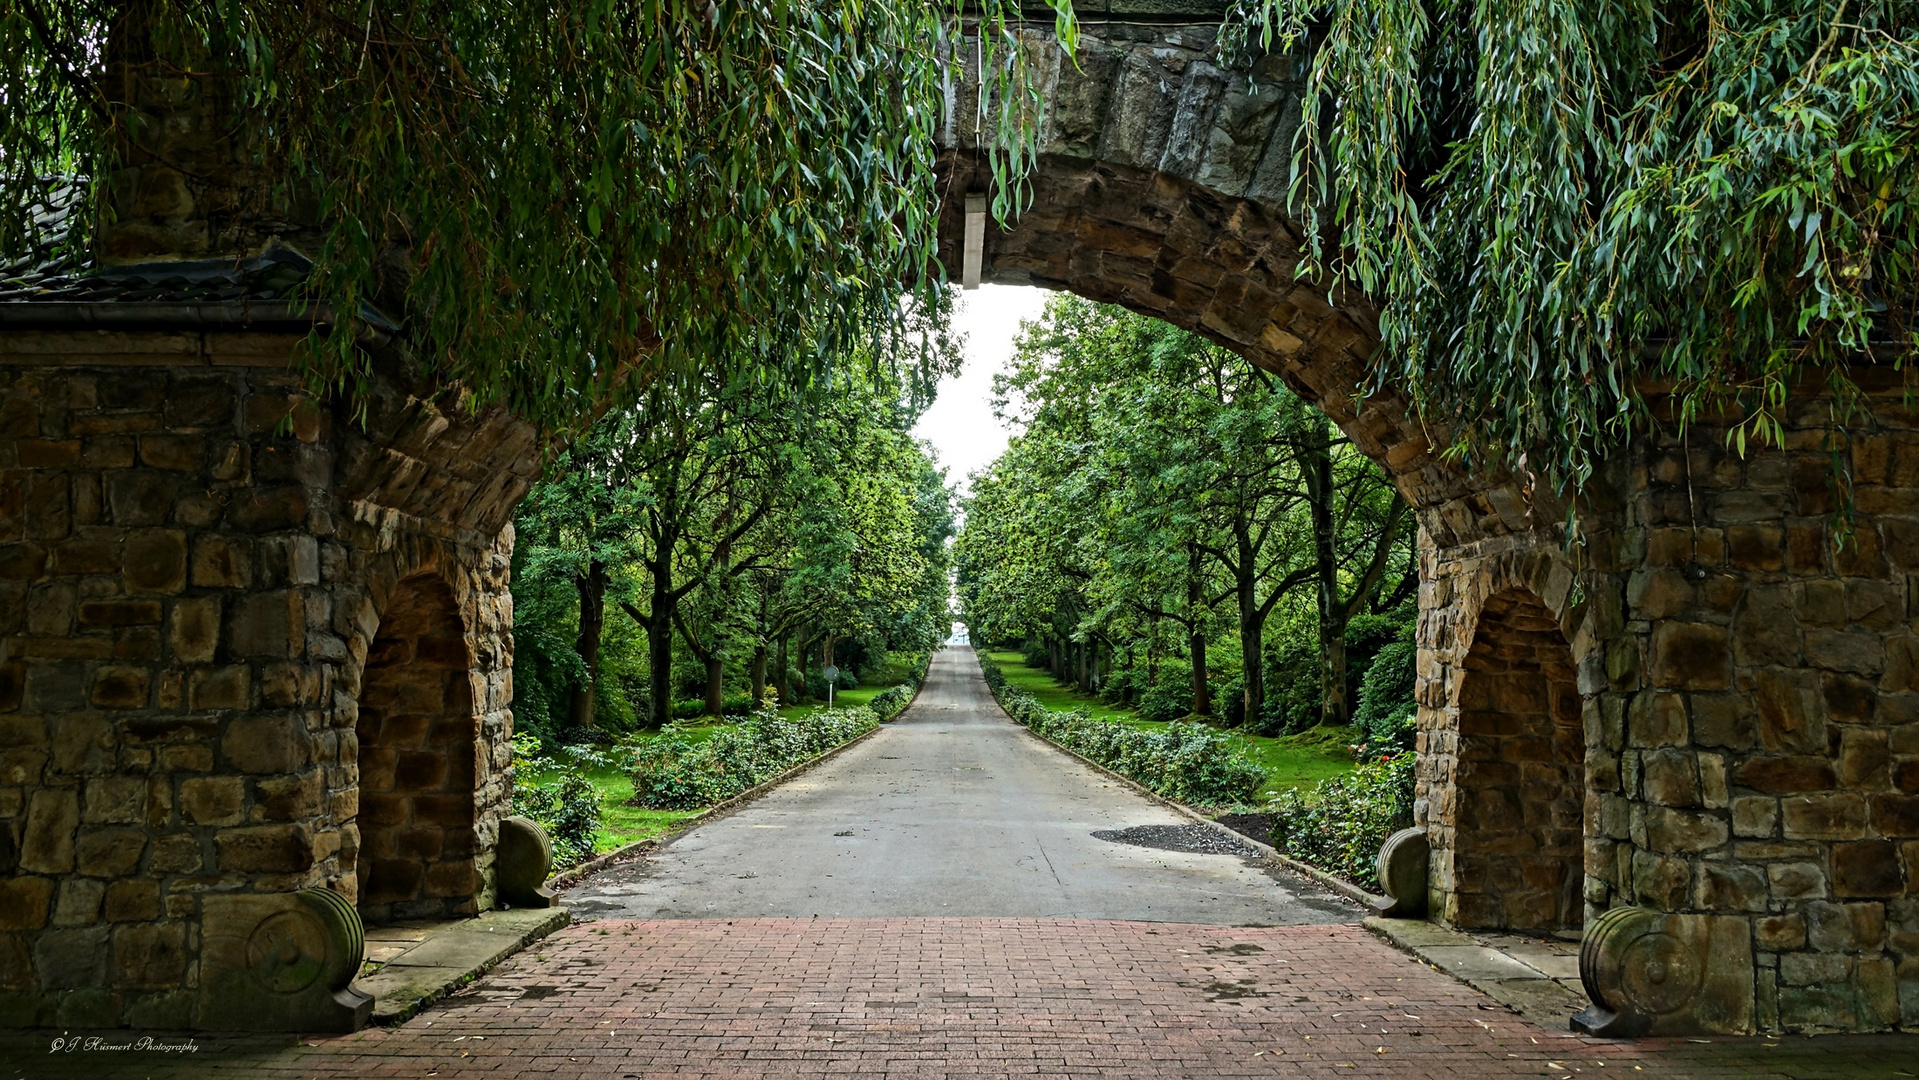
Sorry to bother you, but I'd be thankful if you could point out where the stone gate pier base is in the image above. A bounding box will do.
[1414,377,1919,1033]
[0,320,538,1028]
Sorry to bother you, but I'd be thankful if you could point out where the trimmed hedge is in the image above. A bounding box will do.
[628,706,879,810]
[1267,753,1416,885]
[976,653,1265,809]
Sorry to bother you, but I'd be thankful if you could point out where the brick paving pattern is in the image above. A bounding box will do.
[4,919,1908,1079]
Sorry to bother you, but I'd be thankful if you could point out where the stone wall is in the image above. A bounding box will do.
[354,573,480,923]
[0,327,534,1027]
[1447,589,1584,933]
[1414,380,1919,1032]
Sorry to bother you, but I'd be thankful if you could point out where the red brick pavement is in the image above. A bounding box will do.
[3,919,1910,1079]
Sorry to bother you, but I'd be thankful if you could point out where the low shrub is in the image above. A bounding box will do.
[1267,753,1416,885]
[1138,661,1198,723]
[1353,640,1417,753]
[1029,711,1265,808]
[976,654,1264,808]
[868,683,913,720]
[509,735,605,869]
[628,705,879,810]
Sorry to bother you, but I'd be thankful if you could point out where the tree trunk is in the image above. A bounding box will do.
[645,567,675,729]
[1186,543,1210,717]
[704,655,724,717]
[1190,630,1210,717]
[776,634,791,703]
[1304,415,1349,726]
[1238,573,1264,729]
[751,644,769,708]
[569,558,608,729]
[646,610,674,729]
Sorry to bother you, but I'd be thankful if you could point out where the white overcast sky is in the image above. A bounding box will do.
[911,283,1052,500]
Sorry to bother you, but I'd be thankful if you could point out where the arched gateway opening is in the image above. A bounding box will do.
[1447,590,1586,933]
[353,573,482,924]
[935,18,1587,934]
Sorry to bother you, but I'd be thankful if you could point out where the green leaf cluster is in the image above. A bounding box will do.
[0,0,1072,428]
[1228,0,1919,488]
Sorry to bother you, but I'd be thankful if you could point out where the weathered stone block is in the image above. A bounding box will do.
[123,529,187,594]
[1642,749,1701,807]
[1755,670,1826,753]
[1770,861,1829,901]
[190,664,250,711]
[82,777,145,824]
[147,833,202,874]
[253,771,323,822]
[215,824,314,873]
[190,535,252,588]
[221,712,308,773]
[32,926,108,991]
[1871,794,1919,836]
[51,879,103,927]
[89,665,151,709]
[76,598,162,628]
[179,776,244,825]
[106,470,180,526]
[1805,629,1886,676]
[0,877,52,930]
[1806,901,1887,952]
[111,921,187,989]
[1735,755,1836,795]
[104,879,161,922]
[1782,794,1869,840]
[1696,863,1767,912]
[225,486,309,532]
[1645,806,1729,853]
[1650,623,1732,690]
[1756,913,1807,951]
[167,596,221,665]
[20,787,78,873]
[75,828,146,876]
[1732,796,1778,837]
[1627,692,1688,748]
[1823,672,1877,724]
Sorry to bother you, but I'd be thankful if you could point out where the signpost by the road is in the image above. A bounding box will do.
[824,665,839,709]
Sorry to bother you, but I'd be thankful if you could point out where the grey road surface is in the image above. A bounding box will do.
[563,646,1357,925]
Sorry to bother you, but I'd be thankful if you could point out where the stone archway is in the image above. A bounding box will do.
[352,572,482,924]
[1444,588,1586,934]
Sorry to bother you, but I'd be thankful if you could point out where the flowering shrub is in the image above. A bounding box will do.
[1267,753,1416,885]
[628,705,879,810]
[976,654,1265,808]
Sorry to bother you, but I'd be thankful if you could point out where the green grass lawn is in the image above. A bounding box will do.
[980,649,1357,800]
[522,662,921,853]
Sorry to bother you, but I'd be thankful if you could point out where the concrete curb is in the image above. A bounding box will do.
[359,907,571,1026]
[1364,915,1590,1029]
[550,721,888,891]
[974,656,1385,910]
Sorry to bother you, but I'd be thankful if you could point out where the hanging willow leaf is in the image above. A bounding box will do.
[1227,0,1919,492]
[0,0,1071,434]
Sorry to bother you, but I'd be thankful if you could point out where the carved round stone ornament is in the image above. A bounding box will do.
[245,888,364,995]
[1579,906,1703,1023]
[1370,826,1429,917]
[498,815,559,908]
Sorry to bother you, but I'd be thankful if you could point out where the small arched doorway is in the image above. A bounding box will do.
[353,572,480,924]
[1447,588,1586,934]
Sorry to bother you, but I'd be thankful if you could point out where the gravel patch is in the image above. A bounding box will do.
[1091,823,1263,857]
[1212,813,1273,847]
